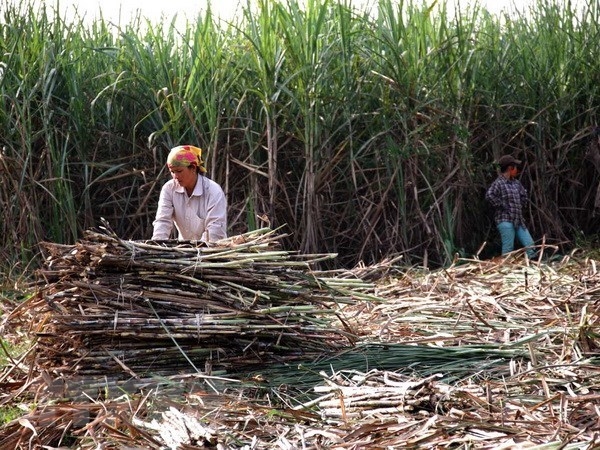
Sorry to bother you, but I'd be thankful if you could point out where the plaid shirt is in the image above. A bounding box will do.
[485,175,528,227]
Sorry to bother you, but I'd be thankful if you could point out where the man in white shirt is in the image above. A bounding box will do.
[152,145,227,242]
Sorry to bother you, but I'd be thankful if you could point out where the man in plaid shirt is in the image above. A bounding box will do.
[485,155,536,258]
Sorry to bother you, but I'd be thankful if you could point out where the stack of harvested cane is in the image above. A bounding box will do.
[30,226,365,379]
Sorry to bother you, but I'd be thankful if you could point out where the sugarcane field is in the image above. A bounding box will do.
[2,0,600,448]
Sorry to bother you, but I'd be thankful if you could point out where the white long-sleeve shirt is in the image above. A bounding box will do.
[152,176,227,242]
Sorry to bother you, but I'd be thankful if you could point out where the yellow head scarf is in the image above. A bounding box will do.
[166,145,207,173]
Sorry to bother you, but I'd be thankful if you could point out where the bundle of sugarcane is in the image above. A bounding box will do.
[31,226,369,378]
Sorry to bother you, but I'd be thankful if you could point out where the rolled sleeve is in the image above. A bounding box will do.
[203,186,228,242]
[152,181,175,240]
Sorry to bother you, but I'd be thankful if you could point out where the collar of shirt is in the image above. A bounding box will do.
[173,177,205,197]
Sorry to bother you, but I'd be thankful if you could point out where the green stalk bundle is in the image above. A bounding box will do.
[29,226,372,378]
